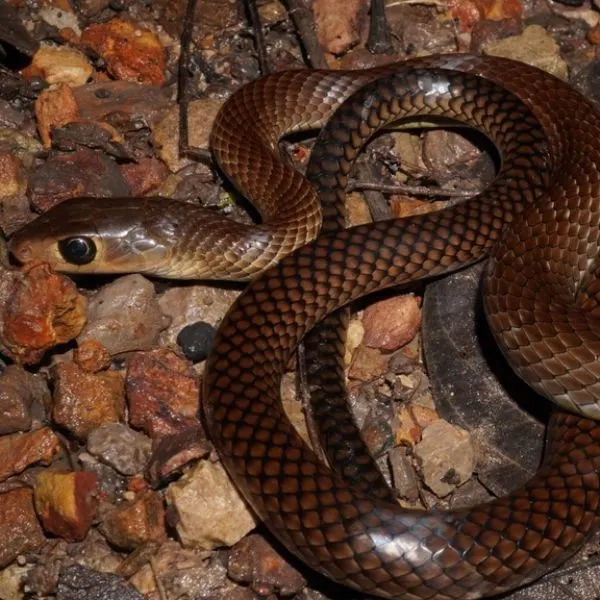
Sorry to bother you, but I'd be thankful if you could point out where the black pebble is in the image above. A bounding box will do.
[176,321,216,363]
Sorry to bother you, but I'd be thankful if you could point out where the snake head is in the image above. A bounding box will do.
[9,197,178,276]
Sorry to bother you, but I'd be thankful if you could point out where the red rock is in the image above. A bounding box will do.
[34,470,98,541]
[126,349,200,439]
[52,361,125,440]
[120,157,169,195]
[0,488,45,568]
[0,427,61,482]
[81,19,166,85]
[1,264,87,365]
[362,295,422,352]
[100,489,166,550]
[73,339,111,373]
[35,83,80,148]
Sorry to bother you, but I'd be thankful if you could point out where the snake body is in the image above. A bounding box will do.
[10,55,600,598]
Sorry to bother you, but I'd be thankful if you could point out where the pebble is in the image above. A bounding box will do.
[0,488,45,568]
[176,321,216,363]
[87,423,151,476]
[313,0,366,55]
[34,470,98,542]
[414,420,475,497]
[57,564,144,600]
[26,44,94,87]
[166,459,257,549]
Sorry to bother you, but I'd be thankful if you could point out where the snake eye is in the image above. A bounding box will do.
[58,236,97,265]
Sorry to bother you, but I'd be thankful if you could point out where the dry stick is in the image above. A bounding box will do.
[284,0,329,68]
[349,180,482,198]
[354,162,393,220]
[367,0,394,54]
[246,0,271,76]
[178,0,212,163]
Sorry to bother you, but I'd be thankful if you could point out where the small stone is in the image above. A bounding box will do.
[78,452,127,502]
[482,24,569,79]
[0,151,26,198]
[34,470,98,541]
[0,488,45,568]
[35,84,80,149]
[394,404,440,446]
[414,420,475,497]
[29,148,130,212]
[348,345,389,382]
[344,317,364,366]
[126,349,199,439]
[346,191,371,227]
[2,263,87,365]
[389,446,420,504]
[78,275,168,356]
[25,45,94,87]
[176,321,216,363]
[120,157,169,195]
[153,98,223,172]
[52,362,125,440]
[228,534,306,597]
[0,427,61,482]
[0,563,31,600]
[76,0,112,17]
[73,339,111,373]
[362,295,422,352]
[57,564,144,600]
[81,19,166,85]
[100,489,166,550]
[313,0,367,55]
[166,460,257,549]
[87,422,151,476]
[0,365,50,434]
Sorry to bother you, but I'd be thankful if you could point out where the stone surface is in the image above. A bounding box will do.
[57,564,144,600]
[26,44,94,87]
[0,427,61,481]
[166,460,257,549]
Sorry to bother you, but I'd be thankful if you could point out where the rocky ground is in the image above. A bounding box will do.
[0,0,600,599]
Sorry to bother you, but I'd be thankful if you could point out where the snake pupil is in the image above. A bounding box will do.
[58,237,97,265]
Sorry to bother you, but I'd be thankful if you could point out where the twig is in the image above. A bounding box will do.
[284,0,329,68]
[367,0,394,54]
[246,0,270,75]
[178,0,214,163]
[348,180,481,198]
[354,162,392,220]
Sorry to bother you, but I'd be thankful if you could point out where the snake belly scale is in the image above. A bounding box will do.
[8,55,600,599]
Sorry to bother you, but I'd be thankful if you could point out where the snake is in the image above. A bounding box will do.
[9,54,600,599]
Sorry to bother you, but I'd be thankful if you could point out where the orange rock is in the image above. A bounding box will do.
[395,404,440,446]
[348,345,388,382]
[126,349,200,439]
[0,488,45,568]
[81,19,166,85]
[0,427,61,482]
[451,0,522,31]
[35,83,79,148]
[2,264,87,365]
[0,151,26,197]
[34,470,98,541]
[100,489,166,550]
[52,362,125,440]
[313,0,367,55]
[362,295,422,352]
[73,339,111,373]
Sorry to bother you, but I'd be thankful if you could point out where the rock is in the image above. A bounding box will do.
[176,321,216,363]
[0,151,26,198]
[482,24,569,79]
[120,157,169,196]
[166,459,257,549]
[34,470,98,542]
[87,423,151,476]
[313,0,367,55]
[57,564,144,600]
[0,194,34,237]
[414,420,475,497]
[348,345,389,382]
[362,295,422,352]
[2,263,87,366]
[344,317,364,366]
[78,275,168,355]
[25,44,94,87]
[126,349,199,439]
[100,489,166,550]
[78,452,127,502]
[158,285,239,348]
[76,0,112,17]
[73,339,111,374]
[0,488,45,568]
[470,18,522,52]
[0,365,50,434]
[147,425,212,486]
[394,404,440,446]
[81,18,166,85]
[52,361,125,440]
[389,446,420,504]
[35,84,80,149]
[29,148,130,212]
[346,191,371,227]
[152,98,223,172]
[0,563,30,600]
[0,427,61,482]
[228,534,306,597]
